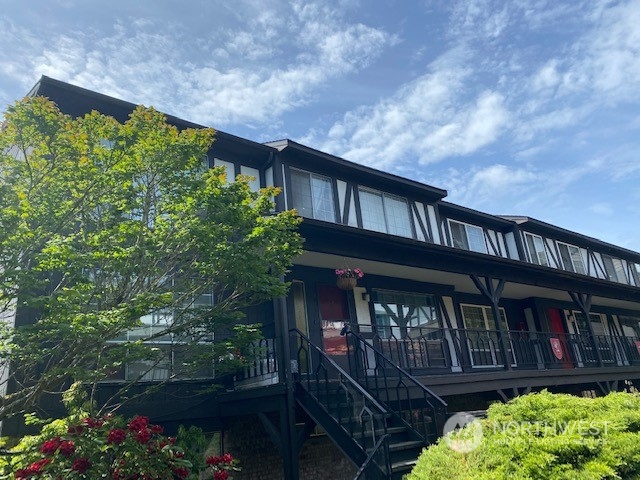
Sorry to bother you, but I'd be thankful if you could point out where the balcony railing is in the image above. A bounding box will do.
[351,323,640,373]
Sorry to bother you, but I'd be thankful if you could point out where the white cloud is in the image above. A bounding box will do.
[0,1,394,127]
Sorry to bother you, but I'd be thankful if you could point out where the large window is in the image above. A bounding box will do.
[110,290,215,381]
[373,290,440,339]
[524,232,549,266]
[358,188,413,238]
[602,254,627,283]
[290,169,336,222]
[448,220,487,253]
[557,242,586,274]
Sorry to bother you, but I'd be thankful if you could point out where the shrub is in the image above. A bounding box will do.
[409,390,640,480]
[1,414,239,479]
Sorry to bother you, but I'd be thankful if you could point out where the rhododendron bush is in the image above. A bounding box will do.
[1,414,238,479]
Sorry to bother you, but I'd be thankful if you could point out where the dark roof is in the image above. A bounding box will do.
[500,215,640,259]
[29,76,274,155]
[266,138,448,201]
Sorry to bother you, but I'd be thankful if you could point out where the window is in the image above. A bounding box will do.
[619,315,640,338]
[460,304,513,367]
[111,289,215,381]
[240,165,260,192]
[557,242,586,274]
[633,264,640,286]
[358,188,413,238]
[524,232,549,266]
[372,290,441,339]
[448,220,487,253]
[214,158,235,183]
[602,254,627,283]
[290,169,336,222]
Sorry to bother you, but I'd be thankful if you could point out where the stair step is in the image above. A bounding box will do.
[391,458,418,473]
[387,440,424,452]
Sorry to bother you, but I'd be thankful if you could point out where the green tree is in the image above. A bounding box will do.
[409,390,640,480]
[0,96,302,422]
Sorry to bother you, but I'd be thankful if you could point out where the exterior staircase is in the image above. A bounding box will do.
[290,329,448,479]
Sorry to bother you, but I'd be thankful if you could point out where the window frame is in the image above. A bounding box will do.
[524,232,549,266]
[357,187,415,238]
[601,254,628,284]
[556,241,586,275]
[460,303,514,368]
[289,168,337,223]
[447,219,488,254]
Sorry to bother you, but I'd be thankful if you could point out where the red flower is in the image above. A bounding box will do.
[222,453,233,464]
[206,455,222,466]
[135,428,152,444]
[150,424,163,434]
[214,471,229,480]
[128,415,149,432]
[82,417,103,428]
[71,457,91,473]
[67,425,84,436]
[172,466,190,479]
[39,437,61,455]
[107,428,127,445]
[58,440,75,457]
[19,458,52,476]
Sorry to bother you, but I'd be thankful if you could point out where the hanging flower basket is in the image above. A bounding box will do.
[336,276,357,290]
[335,268,364,290]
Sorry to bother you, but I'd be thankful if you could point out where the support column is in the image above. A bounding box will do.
[470,275,512,371]
[273,293,299,480]
[568,291,603,367]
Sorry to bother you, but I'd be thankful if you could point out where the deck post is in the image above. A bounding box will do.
[470,275,512,371]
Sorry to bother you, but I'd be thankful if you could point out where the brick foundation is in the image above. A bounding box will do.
[224,415,356,479]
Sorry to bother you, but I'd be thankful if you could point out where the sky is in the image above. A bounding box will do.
[1,0,640,252]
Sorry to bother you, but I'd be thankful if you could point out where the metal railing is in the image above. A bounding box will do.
[349,323,640,373]
[352,434,391,480]
[290,328,391,477]
[346,330,448,444]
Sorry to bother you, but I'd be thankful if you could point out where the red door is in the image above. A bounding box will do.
[318,285,350,365]
[548,308,573,368]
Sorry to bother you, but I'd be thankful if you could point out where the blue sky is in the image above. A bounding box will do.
[1,0,640,251]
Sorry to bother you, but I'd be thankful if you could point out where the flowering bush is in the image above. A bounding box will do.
[6,414,239,480]
[335,268,364,279]
[205,453,240,480]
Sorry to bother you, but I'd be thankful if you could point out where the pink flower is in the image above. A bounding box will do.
[335,267,364,279]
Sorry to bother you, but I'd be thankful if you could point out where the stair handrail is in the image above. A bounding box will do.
[290,328,391,477]
[352,433,391,480]
[290,328,388,413]
[346,330,448,443]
